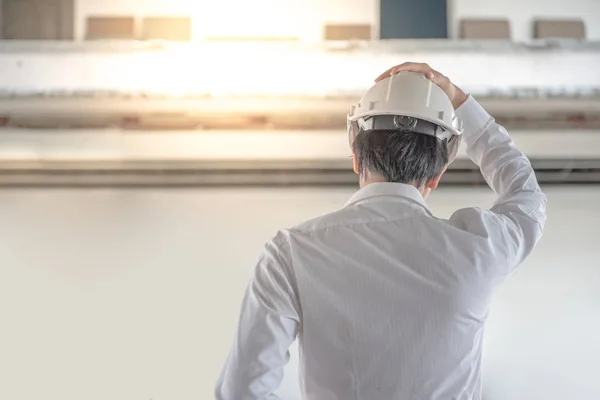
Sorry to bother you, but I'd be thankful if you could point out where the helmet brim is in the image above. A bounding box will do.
[348,117,462,164]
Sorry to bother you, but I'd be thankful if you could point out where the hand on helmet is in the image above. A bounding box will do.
[375,62,468,110]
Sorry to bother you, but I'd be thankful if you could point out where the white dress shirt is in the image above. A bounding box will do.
[215,96,547,400]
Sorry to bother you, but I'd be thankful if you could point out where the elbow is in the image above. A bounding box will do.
[506,217,546,267]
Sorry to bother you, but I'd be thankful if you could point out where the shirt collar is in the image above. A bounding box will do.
[344,182,430,211]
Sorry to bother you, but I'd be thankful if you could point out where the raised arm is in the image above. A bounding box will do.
[454,96,547,265]
[376,62,547,269]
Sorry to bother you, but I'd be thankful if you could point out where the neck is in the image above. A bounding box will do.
[359,174,387,188]
[360,175,429,199]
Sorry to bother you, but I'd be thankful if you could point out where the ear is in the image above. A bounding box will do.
[426,166,448,190]
[352,152,359,175]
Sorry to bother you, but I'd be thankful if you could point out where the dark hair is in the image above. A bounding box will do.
[353,130,448,187]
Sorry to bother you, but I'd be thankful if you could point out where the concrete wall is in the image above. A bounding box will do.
[1,0,74,40]
[73,0,600,41]
[74,0,377,42]
[451,0,600,40]
[75,0,196,41]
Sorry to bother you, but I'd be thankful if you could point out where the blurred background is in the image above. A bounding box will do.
[0,0,599,399]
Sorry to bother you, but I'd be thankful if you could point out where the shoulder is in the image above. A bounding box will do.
[286,206,373,237]
[445,206,519,263]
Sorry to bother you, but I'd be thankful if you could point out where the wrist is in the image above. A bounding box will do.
[452,89,469,110]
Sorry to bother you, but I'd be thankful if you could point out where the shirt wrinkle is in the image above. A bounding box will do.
[290,209,433,238]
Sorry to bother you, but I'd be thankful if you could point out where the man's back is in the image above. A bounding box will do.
[289,185,500,399]
[215,79,546,400]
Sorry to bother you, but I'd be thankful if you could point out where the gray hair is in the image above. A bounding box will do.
[352,130,449,187]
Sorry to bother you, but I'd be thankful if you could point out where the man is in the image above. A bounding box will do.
[215,63,547,400]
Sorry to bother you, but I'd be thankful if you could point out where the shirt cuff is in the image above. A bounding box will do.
[455,95,494,144]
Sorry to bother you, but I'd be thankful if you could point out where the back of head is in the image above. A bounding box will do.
[347,72,462,187]
[353,128,448,187]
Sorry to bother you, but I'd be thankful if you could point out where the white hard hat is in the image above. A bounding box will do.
[347,72,464,163]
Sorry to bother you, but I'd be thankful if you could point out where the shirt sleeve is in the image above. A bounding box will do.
[215,231,300,400]
[449,96,548,271]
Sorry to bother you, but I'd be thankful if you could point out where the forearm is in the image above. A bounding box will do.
[456,96,544,200]
[215,310,290,400]
[455,96,547,262]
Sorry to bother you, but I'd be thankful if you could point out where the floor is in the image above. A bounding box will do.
[0,186,598,400]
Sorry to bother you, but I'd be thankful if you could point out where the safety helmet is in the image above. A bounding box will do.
[347,72,464,163]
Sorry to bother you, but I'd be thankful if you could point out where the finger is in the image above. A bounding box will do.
[374,62,424,82]
[374,66,395,83]
[391,62,432,75]
[376,62,439,83]
[428,71,451,88]
[418,68,447,87]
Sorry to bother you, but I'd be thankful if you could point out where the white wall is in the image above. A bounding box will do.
[0,187,599,400]
[451,0,600,40]
[1,46,598,96]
